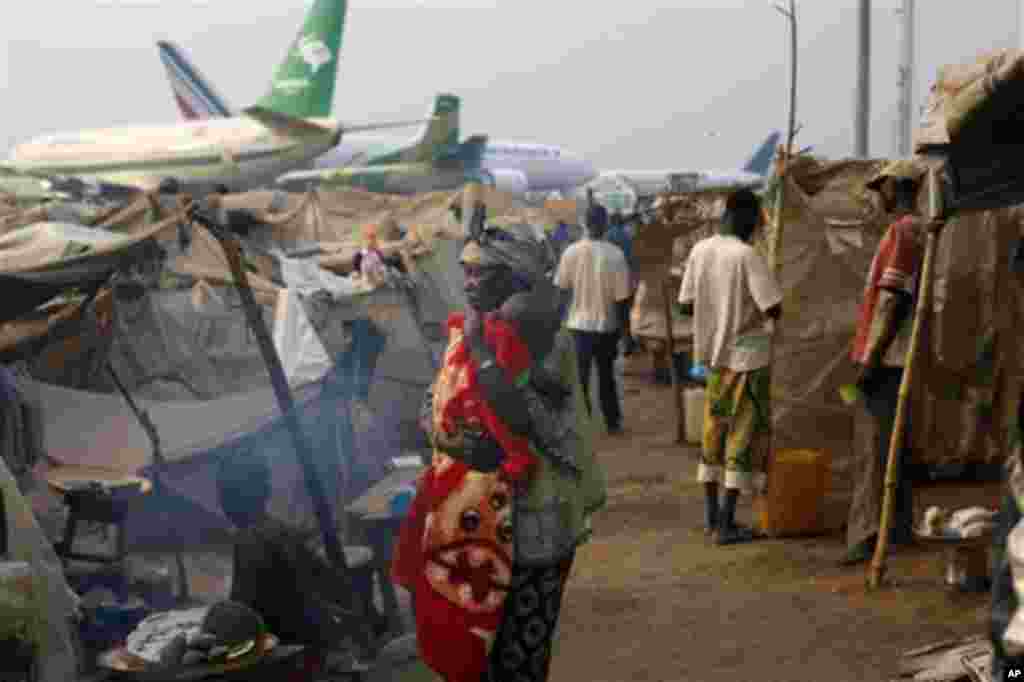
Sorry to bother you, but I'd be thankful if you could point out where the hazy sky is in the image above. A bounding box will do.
[1,0,1019,169]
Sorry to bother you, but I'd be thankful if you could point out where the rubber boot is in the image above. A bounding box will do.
[703,482,719,536]
[716,488,755,546]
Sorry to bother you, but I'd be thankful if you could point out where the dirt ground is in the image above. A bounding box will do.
[548,356,1000,682]
[56,354,1001,681]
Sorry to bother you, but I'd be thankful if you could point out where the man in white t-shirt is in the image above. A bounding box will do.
[555,203,632,435]
[677,188,783,545]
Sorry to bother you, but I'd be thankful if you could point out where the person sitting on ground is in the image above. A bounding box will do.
[677,188,783,545]
[215,450,386,669]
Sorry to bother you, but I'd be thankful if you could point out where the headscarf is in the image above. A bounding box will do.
[458,203,553,287]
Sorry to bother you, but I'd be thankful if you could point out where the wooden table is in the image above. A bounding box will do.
[344,466,424,635]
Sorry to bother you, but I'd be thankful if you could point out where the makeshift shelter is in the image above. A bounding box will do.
[0,210,194,682]
[632,156,1024,490]
[1,186,565,546]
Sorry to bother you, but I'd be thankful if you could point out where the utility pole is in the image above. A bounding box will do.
[855,0,871,158]
[896,0,915,157]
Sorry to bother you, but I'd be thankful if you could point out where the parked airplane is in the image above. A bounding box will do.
[4,0,425,196]
[595,131,784,197]
[156,41,597,196]
[157,39,448,171]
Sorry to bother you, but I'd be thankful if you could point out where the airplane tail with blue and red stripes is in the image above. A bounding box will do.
[157,40,234,119]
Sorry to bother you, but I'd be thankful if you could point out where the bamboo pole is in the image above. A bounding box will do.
[761,0,798,498]
[868,166,947,590]
[662,278,686,444]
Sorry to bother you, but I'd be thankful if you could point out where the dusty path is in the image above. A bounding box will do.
[62,355,998,681]
[549,357,996,682]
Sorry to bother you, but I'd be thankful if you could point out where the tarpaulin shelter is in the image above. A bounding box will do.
[632,156,1024,491]
[914,50,1024,214]
[2,186,565,546]
[0,209,192,682]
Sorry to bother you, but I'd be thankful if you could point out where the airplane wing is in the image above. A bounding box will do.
[341,118,437,134]
[243,106,432,137]
[242,106,337,135]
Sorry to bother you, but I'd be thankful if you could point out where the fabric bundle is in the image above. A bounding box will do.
[920,505,997,539]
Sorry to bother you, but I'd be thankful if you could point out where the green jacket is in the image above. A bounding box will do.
[514,328,607,560]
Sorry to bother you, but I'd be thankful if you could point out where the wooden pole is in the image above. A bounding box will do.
[762,0,798,497]
[662,278,686,444]
[190,205,370,630]
[213,232,350,569]
[868,166,946,590]
[772,0,798,274]
[106,363,190,604]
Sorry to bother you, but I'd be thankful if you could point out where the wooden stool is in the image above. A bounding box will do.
[46,467,152,568]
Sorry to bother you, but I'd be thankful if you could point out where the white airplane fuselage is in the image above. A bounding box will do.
[7,115,340,193]
[307,136,596,195]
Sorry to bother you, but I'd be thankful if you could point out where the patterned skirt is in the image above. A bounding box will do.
[484,554,575,682]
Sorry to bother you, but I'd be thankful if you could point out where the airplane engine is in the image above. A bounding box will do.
[475,169,529,196]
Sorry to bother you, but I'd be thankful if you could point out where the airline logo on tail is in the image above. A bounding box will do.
[158,40,232,120]
[295,34,332,73]
[259,0,347,119]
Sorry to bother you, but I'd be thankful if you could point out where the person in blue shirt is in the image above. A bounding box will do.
[606,211,638,354]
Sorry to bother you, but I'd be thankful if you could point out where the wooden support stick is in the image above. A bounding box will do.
[868,167,947,590]
[191,206,372,636]
[662,278,686,444]
[106,363,190,604]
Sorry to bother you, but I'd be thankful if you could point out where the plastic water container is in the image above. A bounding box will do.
[754,449,830,537]
[684,387,706,444]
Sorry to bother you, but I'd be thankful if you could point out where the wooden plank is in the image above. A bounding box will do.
[898,636,991,680]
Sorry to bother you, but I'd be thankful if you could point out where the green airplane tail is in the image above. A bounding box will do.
[411,93,461,163]
[256,0,347,119]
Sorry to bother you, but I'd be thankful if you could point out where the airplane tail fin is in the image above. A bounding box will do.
[453,135,488,164]
[742,131,782,175]
[255,0,347,119]
[406,93,460,163]
[157,40,234,120]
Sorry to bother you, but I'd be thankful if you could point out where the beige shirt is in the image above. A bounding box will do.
[678,234,783,372]
[555,238,632,333]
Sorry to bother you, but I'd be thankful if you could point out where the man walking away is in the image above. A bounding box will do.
[841,161,925,566]
[607,211,639,355]
[677,188,782,545]
[556,204,632,435]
